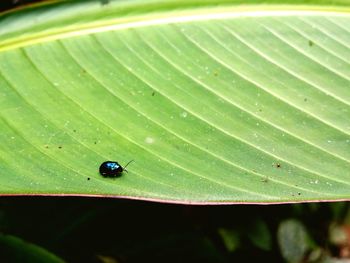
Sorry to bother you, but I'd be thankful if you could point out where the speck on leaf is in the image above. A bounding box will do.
[274,163,281,168]
[261,177,269,183]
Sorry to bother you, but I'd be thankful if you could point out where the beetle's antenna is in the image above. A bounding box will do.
[123,160,134,173]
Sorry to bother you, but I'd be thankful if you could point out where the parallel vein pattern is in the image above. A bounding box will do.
[0,6,349,203]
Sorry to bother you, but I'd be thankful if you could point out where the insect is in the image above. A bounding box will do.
[99,160,133,177]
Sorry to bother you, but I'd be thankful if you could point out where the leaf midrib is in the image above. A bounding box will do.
[0,5,349,52]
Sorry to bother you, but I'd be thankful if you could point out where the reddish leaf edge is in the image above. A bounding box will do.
[0,194,348,205]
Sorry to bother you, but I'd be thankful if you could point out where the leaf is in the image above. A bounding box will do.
[218,228,240,252]
[0,234,65,263]
[0,0,349,204]
[277,219,310,263]
[247,218,272,251]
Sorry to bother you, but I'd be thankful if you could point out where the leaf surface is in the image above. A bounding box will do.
[0,0,349,204]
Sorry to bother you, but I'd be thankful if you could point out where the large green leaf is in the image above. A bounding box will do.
[0,0,349,204]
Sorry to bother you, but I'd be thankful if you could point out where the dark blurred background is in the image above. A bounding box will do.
[1,197,348,263]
